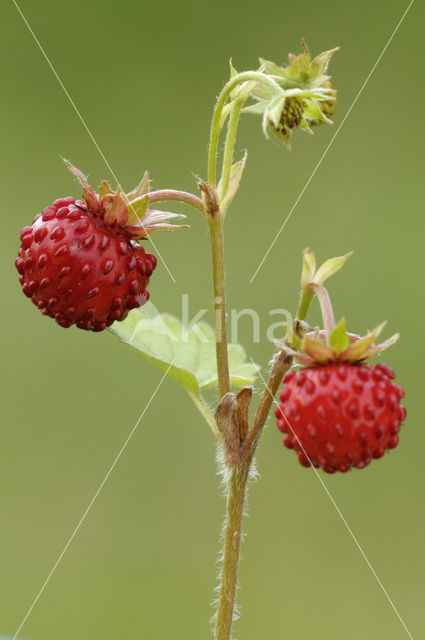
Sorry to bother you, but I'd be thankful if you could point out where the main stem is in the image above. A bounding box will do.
[208,72,287,640]
[209,214,231,398]
[214,464,250,640]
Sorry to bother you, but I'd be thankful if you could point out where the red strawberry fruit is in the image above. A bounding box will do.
[276,319,406,473]
[15,163,184,331]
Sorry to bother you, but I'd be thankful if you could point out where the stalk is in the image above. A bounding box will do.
[208,214,231,398]
[244,352,292,456]
[144,189,205,213]
[208,71,284,186]
[214,465,250,640]
[219,99,244,200]
[309,283,336,338]
[207,69,289,640]
[213,351,291,640]
[296,287,315,323]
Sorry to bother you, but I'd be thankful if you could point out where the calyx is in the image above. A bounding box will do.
[65,161,187,239]
[285,318,399,368]
[282,248,399,367]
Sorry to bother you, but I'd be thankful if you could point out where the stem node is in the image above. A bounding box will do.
[198,180,221,219]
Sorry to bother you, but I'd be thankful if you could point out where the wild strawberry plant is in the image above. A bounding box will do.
[16,41,406,640]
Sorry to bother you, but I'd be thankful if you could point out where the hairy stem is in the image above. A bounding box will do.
[309,283,335,338]
[219,99,244,201]
[208,71,283,186]
[244,352,292,455]
[214,352,291,640]
[209,215,231,398]
[207,70,285,640]
[243,283,318,454]
[140,189,205,213]
[214,464,250,640]
[296,287,315,323]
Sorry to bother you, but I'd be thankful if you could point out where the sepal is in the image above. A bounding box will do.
[101,187,128,226]
[127,209,188,238]
[126,170,150,201]
[292,250,399,366]
[339,322,386,362]
[329,318,350,354]
[314,252,353,285]
[229,59,265,102]
[242,101,268,116]
[267,95,286,128]
[358,332,399,360]
[287,320,399,367]
[64,159,99,212]
[127,195,149,223]
[218,150,248,212]
[301,249,353,289]
[302,333,335,364]
[310,45,339,77]
[98,179,113,201]
[301,249,317,287]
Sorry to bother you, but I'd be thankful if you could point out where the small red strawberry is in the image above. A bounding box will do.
[276,300,406,472]
[276,362,406,473]
[15,162,185,331]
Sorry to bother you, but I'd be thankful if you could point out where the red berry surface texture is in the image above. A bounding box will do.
[14,162,190,332]
[16,198,156,332]
[276,363,406,473]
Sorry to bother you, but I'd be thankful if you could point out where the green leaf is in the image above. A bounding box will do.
[109,308,258,393]
[329,318,350,354]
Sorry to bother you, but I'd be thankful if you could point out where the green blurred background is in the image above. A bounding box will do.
[1,0,424,638]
